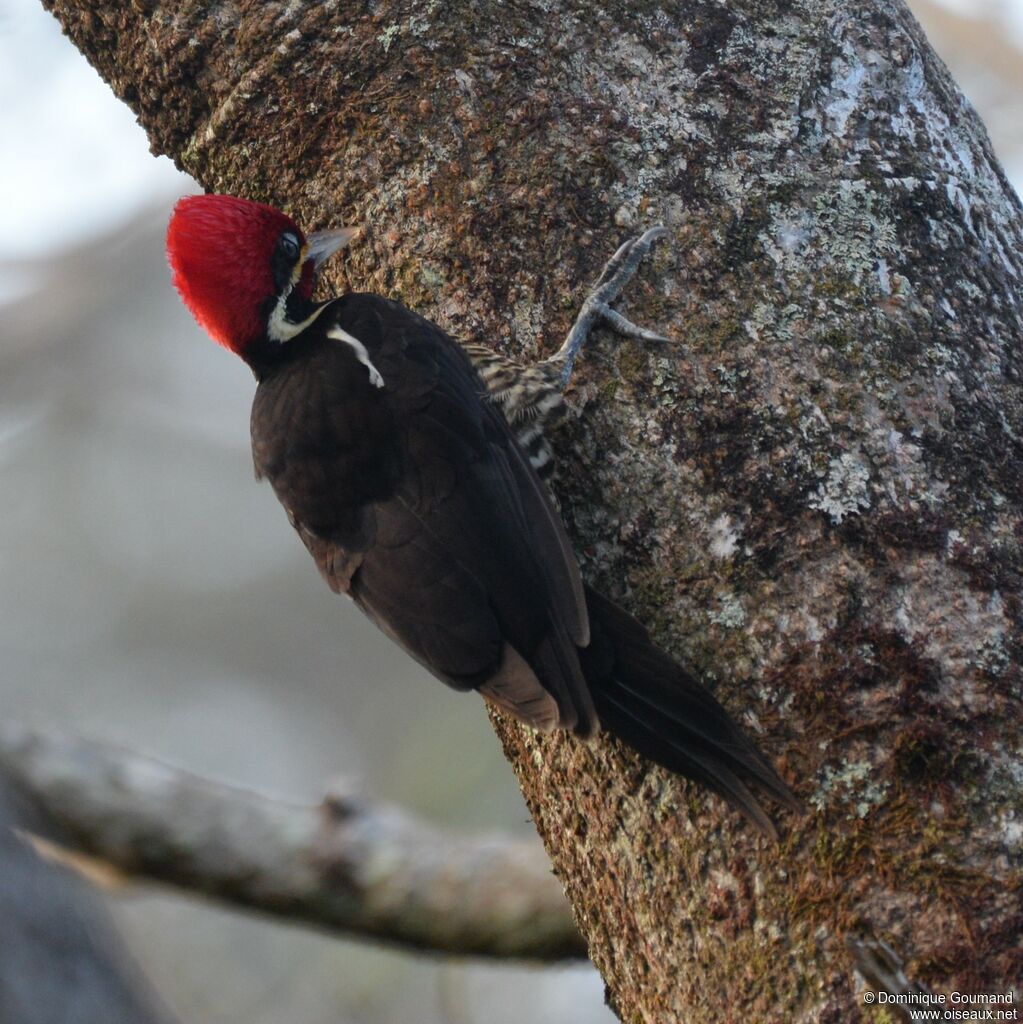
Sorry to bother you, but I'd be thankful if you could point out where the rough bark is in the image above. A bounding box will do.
[42,0,1023,1020]
[0,725,582,959]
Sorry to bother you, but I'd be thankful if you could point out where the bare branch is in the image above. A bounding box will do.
[0,725,584,961]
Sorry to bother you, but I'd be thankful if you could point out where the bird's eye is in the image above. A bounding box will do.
[279,233,301,261]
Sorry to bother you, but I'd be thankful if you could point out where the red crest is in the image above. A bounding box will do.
[167,194,307,354]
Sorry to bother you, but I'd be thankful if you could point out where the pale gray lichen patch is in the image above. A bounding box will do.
[709,591,747,628]
[811,760,889,819]
[742,301,802,344]
[973,631,1010,679]
[419,264,445,293]
[809,451,872,523]
[823,59,867,136]
[376,2,440,52]
[812,179,899,285]
[376,24,401,51]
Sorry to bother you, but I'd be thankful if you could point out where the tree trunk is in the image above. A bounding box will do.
[44,0,1023,1019]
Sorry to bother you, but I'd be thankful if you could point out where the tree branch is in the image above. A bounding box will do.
[0,725,584,960]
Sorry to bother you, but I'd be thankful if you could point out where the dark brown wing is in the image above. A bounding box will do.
[251,293,596,734]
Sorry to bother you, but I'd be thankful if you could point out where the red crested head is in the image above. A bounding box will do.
[166,194,358,357]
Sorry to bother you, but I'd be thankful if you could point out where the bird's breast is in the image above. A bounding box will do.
[250,339,403,544]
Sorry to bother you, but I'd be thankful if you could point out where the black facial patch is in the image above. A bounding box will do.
[270,232,302,294]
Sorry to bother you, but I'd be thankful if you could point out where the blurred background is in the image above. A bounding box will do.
[0,0,1020,1020]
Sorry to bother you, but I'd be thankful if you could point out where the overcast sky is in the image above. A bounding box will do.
[0,0,192,265]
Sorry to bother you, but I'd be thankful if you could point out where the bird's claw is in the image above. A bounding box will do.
[546,225,673,388]
[592,304,671,345]
[591,225,669,292]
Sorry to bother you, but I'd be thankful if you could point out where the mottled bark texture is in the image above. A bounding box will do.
[43,0,1022,1019]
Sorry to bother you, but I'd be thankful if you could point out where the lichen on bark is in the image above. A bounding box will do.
[42,0,1022,1019]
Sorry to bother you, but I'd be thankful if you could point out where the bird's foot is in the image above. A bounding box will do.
[544,225,671,389]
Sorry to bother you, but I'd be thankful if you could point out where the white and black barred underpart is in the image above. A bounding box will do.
[463,343,568,480]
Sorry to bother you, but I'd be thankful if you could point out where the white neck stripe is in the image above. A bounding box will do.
[326,326,385,388]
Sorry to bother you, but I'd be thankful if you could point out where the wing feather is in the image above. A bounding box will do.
[252,294,594,731]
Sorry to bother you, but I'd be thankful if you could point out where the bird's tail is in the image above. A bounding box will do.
[578,586,800,838]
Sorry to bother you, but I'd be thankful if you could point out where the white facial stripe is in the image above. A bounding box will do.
[266,248,321,342]
[267,284,294,341]
[268,292,332,342]
[326,326,385,388]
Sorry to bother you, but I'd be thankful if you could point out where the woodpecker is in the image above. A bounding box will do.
[167,194,797,836]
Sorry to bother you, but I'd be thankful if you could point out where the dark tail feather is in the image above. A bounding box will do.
[580,586,800,838]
